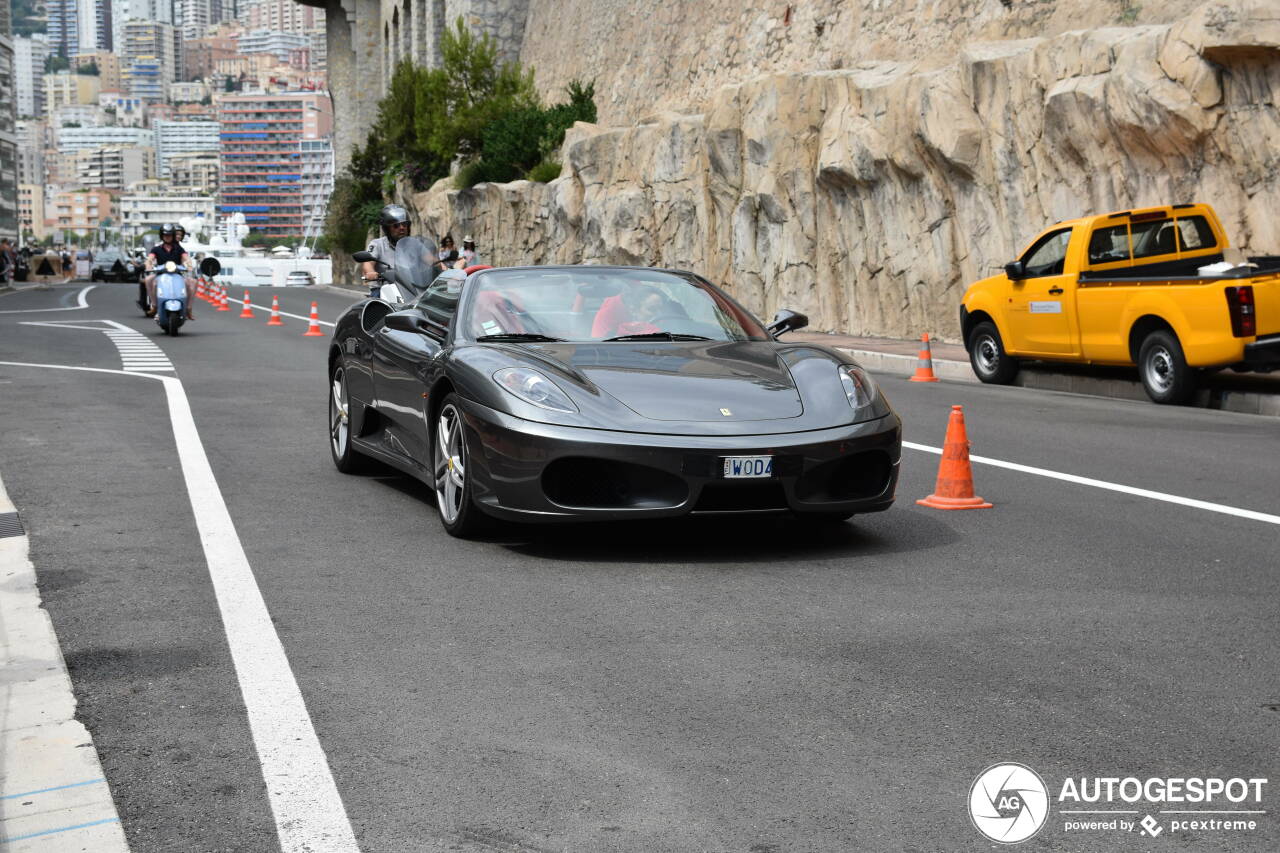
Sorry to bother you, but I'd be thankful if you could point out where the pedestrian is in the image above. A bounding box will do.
[60,247,72,280]
[0,239,15,285]
[437,234,459,271]
[460,235,479,268]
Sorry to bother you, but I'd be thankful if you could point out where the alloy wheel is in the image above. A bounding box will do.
[434,403,466,524]
[330,368,349,457]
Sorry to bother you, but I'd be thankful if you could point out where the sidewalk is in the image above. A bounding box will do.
[793,331,1280,417]
[0,474,129,851]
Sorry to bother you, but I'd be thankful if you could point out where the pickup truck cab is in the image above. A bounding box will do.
[960,204,1280,403]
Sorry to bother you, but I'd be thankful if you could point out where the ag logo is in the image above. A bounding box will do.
[968,763,1050,844]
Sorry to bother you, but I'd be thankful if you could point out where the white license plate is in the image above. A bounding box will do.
[722,455,773,479]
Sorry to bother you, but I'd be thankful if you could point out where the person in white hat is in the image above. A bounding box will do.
[459,235,479,267]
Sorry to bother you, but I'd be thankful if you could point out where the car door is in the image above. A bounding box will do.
[1007,226,1080,356]
[370,274,460,464]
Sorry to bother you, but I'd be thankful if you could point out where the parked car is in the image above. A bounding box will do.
[327,242,902,537]
[89,249,141,283]
[961,203,1280,403]
[285,270,315,286]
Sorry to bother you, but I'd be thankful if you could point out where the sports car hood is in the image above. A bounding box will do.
[555,341,802,421]
[454,340,890,436]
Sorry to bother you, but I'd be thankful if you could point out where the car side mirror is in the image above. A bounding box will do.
[1004,260,1026,280]
[199,257,221,277]
[767,308,809,337]
[352,250,375,263]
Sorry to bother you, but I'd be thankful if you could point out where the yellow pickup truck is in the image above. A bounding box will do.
[959,204,1280,403]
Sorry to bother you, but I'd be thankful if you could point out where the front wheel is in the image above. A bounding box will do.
[1138,329,1196,404]
[165,314,181,336]
[433,395,488,538]
[968,321,1019,384]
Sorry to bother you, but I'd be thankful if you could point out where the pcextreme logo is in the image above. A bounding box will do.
[968,764,1269,844]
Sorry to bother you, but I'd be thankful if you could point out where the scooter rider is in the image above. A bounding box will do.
[145,224,196,319]
[361,205,435,298]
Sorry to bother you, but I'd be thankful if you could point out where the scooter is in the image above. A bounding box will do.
[154,261,189,336]
[153,257,220,336]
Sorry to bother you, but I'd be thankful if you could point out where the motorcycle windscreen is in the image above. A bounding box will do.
[392,237,439,299]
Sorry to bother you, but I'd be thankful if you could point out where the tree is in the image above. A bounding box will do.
[77,61,100,76]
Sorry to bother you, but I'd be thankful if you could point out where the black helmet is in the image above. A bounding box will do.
[160,223,176,236]
[379,204,411,242]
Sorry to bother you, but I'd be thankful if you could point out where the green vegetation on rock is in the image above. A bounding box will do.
[326,18,596,252]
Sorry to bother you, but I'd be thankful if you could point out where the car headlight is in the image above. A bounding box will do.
[839,365,877,410]
[493,367,578,413]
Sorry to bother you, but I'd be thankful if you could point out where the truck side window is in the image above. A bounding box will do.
[1020,228,1072,277]
[1131,219,1177,259]
[1175,216,1217,251]
[1088,225,1130,264]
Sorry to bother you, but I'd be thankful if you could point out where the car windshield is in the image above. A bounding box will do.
[460,268,769,342]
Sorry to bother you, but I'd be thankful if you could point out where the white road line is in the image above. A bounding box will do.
[224,294,336,328]
[100,321,174,373]
[902,441,1280,526]
[0,285,95,313]
[0,360,362,852]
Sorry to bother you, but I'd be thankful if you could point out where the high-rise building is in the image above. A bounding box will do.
[58,124,153,152]
[236,29,309,63]
[0,0,19,240]
[45,71,102,111]
[300,135,332,239]
[178,0,211,41]
[47,0,78,58]
[154,119,218,176]
[75,144,155,188]
[218,90,331,238]
[15,34,48,118]
[240,0,322,33]
[15,120,46,185]
[122,20,175,86]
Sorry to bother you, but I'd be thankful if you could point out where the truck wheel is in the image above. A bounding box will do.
[968,321,1018,384]
[1138,330,1195,405]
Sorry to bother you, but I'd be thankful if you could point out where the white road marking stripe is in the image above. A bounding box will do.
[0,285,96,314]
[0,359,362,852]
[902,440,1280,526]
[100,320,173,373]
[227,296,336,328]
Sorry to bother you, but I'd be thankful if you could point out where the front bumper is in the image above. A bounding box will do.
[458,399,902,522]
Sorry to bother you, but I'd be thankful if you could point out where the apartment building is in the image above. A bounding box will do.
[15,34,48,117]
[218,90,331,238]
[18,183,47,240]
[49,187,117,238]
[75,145,155,189]
[168,151,219,193]
[45,71,102,111]
[58,125,154,152]
[120,181,216,241]
[154,120,219,176]
[0,7,16,240]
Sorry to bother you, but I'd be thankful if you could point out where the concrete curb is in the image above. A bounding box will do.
[0,475,130,851]
[834,346,1280,417]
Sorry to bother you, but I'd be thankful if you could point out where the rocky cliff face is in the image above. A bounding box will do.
[405,0,1279,341]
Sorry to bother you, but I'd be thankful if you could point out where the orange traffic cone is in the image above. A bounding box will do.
[196,278,207,302]
[239,290,254,318]
[303,301,324,336]
[216,282,230,311]
[916,405,993,510]
[909,333,940,382]
[266,294,284,326]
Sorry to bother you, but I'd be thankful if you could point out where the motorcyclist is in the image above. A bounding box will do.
[144,224,196,320]
[361,205,436,298]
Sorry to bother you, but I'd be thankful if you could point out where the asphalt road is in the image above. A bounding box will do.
[0,281,1277,852]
